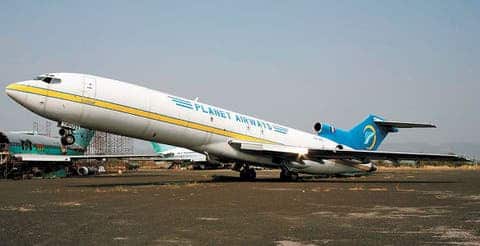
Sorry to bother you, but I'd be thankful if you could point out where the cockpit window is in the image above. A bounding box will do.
[35,76,61,84]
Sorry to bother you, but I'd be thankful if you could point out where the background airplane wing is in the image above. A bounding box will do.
[14,154,73,162]
[229,140,468,162]
[14,153,165,162]
[69,154,164,160]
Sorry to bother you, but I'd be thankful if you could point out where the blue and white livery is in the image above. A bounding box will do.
[5,73,465,180]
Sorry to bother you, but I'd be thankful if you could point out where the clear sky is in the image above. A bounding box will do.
[0,1,478,153]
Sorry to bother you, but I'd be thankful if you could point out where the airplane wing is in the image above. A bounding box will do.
[306,149,466,162]
[69,154,164,160]
[14,154,73,162]
[14,153,205,163]
[14,153,165,162]
[229,140,468,162]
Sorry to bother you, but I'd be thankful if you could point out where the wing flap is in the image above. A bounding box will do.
[229,140,308,156]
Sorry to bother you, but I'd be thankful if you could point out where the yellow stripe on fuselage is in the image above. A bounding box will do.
[7,84,273,144]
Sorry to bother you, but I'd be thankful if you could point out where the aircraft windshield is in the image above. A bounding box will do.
[35,76,61,84]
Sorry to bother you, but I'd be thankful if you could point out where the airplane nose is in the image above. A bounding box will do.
[5,81,47,116]
[5,82,27,105]
[5,83,17,98]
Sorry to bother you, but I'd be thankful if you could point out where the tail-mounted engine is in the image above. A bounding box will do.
[313,122,336,135]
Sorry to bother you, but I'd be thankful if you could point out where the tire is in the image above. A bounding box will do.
[61,137,68,146]
[280,169,299,181]
[62,135,75,145]
[248,168,256,179]
[290,172,299,181]
[280,169,289,180]
[240,168,256,180]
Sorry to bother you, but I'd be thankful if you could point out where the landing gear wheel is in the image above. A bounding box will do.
[61,134,75,146]
[289,172,299,181]
[240,167,256,180]
[248,168,256,179]
[58,128,67,137]
[280,169,299,181]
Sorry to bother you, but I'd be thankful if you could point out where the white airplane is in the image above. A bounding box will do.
[151,142,207,163]
[6,73,466,180]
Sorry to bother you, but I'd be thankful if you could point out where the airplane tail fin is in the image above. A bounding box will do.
[73,128,95,149]
[317,114,435,150]
[151,142,176,154]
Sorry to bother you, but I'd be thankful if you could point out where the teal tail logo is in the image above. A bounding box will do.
[151,142,176,153]
[363,125,377,150]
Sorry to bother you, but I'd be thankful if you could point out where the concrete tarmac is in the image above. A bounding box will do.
[0,168,479,245]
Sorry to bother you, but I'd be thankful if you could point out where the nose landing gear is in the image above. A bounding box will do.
[59,128,75,146]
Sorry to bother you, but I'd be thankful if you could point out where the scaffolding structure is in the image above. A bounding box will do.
[86,131,134,155]
[32,120,53,136]
[30,121,134,155]
[45,121,52,137]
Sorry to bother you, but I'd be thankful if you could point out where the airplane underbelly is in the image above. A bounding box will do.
[44,95,83,123]
[180,109,210,149]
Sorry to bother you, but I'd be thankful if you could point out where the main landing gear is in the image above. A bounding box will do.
[234,163,256,180]
[59,128,75,146]
[280,168,299,181]
[240,167,256,180]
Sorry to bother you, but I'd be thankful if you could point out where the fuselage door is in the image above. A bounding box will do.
[83,77,96,99]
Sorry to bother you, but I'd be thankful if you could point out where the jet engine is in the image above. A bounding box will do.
[77,166,98,176]
[313,122,335,134]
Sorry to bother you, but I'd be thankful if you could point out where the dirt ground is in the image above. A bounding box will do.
[0,168,479,245]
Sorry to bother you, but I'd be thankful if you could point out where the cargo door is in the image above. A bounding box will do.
[83,77,96,99]
[80,76,97,121]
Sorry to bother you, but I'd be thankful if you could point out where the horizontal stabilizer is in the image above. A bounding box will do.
[374,120,436,128]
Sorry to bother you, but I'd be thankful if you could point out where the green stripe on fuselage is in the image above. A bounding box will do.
[8,144,84,156]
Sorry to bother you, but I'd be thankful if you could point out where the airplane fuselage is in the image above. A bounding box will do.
[0,131,84,156]
[6,73,373,175]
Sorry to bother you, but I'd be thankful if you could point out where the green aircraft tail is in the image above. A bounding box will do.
[151,142,176,153]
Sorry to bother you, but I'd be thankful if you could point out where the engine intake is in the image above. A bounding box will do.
[313,122,322,132]
[77,166,98,176]
[314,122,335,134]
